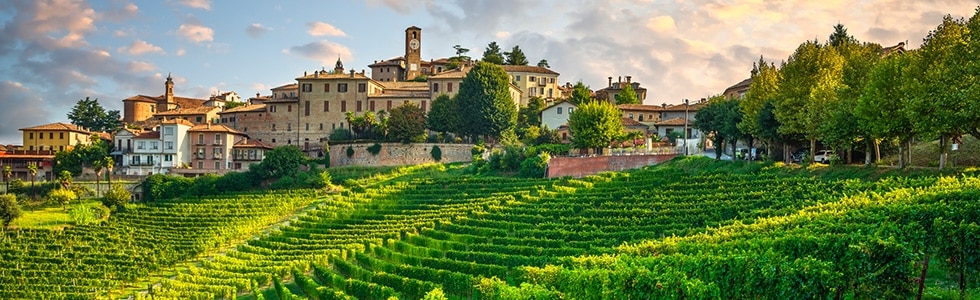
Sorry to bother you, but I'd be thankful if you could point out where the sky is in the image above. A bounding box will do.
[0,0,977,145]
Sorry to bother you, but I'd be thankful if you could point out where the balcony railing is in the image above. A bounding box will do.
[130,161,155,166]
[195,153,206,159]
[212,153,223,159]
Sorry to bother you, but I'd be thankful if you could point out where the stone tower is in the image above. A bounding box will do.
[405,26,421,80]
[162,73,176,112]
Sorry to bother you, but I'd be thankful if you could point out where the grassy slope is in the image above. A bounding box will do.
[880,135,980,168]
[8,199,103,230]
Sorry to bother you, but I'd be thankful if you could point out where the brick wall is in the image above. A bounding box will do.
[546,154,678,178]
[330,143,473,167]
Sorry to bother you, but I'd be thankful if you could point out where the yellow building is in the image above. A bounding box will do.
[20,122,100,152]
[501,65,560,106]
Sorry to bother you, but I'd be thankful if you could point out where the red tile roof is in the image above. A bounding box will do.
[154,106,220,116]
[618,104,663,112]
[655,117,692,126]
[621,117,646,127]
[499,65,559,75]
[188,123,245,135]
[19,122,92,133]
[219,104,267,114]
[233,139,274,149]
[160,118,196,127]
[133,131,160,139]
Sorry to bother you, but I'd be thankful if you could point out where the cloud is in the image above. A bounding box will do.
[127,60,156,72]
[365,0,424,14]
[285,40,353,66]
[306,21,347,37]
[0,81,49,144]
[646,15,676,34]
[0,0,98,51]
[100,1,139,22]
[175,48,187,56]
[120,39,164,55]
[178,0,211,10]
[177,23,214,43]
[495,31,511,39]
[246,23,272,38]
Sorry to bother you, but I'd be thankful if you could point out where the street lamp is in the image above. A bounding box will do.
[683,99,689,156]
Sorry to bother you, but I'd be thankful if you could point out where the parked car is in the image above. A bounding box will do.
[791,148,809,163]
[813,150,833,164]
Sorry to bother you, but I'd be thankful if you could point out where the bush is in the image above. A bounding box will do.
[48,188,76,211]
[519,152,551,178]
[329,128,352,141]
[431,145,442,161]
[347,146,355,158]
[69,206,96,225]
[0,194,22,228]
[102,185,131,211]
[367,143,382,156]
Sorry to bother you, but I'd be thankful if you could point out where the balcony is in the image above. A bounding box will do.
[196,141,206,146]
[212,153,223,159]
[212,141,223,146]
[195,153,206,159]
[130,161,155,166]
[234,154,262,161]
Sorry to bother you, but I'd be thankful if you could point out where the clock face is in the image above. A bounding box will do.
[409,39,419,50]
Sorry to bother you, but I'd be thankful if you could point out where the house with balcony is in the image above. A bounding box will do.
[115,119,194,175]
[173,123,247,176]
[231,138,274,171]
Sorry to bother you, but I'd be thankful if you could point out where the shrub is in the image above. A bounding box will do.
[367,143,382,156]
[329,128,352,141]
[347,146,355,158]
[48,188,76,211]
[69,206,96,225]
[519,152,551,178]
[431,145,442,161]
[102,185,131,211]
[0,194,22,228]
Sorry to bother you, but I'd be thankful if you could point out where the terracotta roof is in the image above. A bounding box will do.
[123,94,159,103]
[618,104,663,112]
[499,65,559,75]
[368,57,404,67]
[271,83,298,90]
[160,118,196,127]
[188,124,244,135]
[19,122,92,133]
[723,78,752,96]
[379,81,428,90]
[621,117,646,127]
[174,96,208,108]
[660,103,703,112]
[296,71,371,80]
[429,66,471,79]
[219,104,267,114]
[655,117,692,126]
[133,131,160,139]
[233,139,274,149]
[0,144,7,152]
[114,128,142,136]
[880,42,906,57]
[371,91,430,98]
[154,106,220,116]
[96,132,112,141]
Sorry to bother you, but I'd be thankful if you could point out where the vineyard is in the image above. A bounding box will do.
[1,159,979,299]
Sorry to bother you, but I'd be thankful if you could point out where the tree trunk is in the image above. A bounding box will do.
[916,254,929,300]
[746,136,755,160]
[875,139,881,162]
[865,139,874,166]
[730,139,738,161]
[939,134,949,170]
[784,142,791,164]
[907,139,913,167]
[898,142,906,169]
[810,139,817,164]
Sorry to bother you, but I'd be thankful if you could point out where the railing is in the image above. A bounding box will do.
[195,153,206,159]
[212,153,222,159]
[129,161,155,166]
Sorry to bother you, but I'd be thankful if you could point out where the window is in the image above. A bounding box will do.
[421,100,427,111]
[628,113,634,119]
[568,107,574,114]
[529,76,536,82]
[137,141,145,149]
[150,141,158,150]
[301,83,312,92]
[214,134,222,144]
[290,92,295,97]
[196,116,202,122]
[548,88,553,97]
[198,134,205,144]
[304,101,310,116]
[164,154,172,162]
[530,87,536,96]
[319,123,323,130]
[165,141,173,150]
[49,133,53,139]
[638,115,644,121]
[146,155,154,164]
[549,78,555,83]
[358,83,366,93]
[387,100,392,110]
[357,101,362,112]
[448,82,453,92]
[370,101,375,111]
[287,123,292,131]
[557,107,563,114]
[324,101,329,112]
[59,132,64,139]
[59,146,64,152]
[516,75,521,82]
[432,83,440,92]
[272,124,276,131]
[341,101,347,112]
[270,105,277,113]
[338,83,348,93]
[305,123,309,131]
[198,161,203,169]
[165,127,174,135]
[287,105,292,112]
[38,132,42,139]
[272,138,276,143]
[29,132,33,139]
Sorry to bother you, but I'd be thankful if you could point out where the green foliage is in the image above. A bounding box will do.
[67,97,121,133]
[427,94,458,135]
[330,128,353,141]
[518,152,550,178]
[346,145,355,157]
[740,56,781,140]
[367,143,382,156]
[48,188,76,211]
[0,194,21,228]
[482,41,505,65]
[69,205,97,225]
[430,145,442,162]
[101,185,130,211]
[504,45,529,65]
[569,100,624,151]
[568,82,593,105]
[694,96,743,159]
[53,135,110,177]
[422,288,448,300]
[516,96,546,141]
[456,61,517,142]
[614,83,639,105]
[666,130,684,144]
[388,103,427,143]
[253,145,308,180]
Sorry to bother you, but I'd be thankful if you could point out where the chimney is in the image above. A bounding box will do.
[256,92,260,98]
[618,76,622,83]
[626,76,632,84]
[207,121,211,129]
[608,77,612,87]
[350,70,355,78]
[304,71,307,76]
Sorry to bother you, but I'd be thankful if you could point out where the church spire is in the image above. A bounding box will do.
[333,56,344,74]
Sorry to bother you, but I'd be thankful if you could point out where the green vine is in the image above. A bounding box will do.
[367,143,382,156]
[431,145,443,161]
[346,146,355,158]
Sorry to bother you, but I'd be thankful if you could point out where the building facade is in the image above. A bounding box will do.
[596,76,648,104]
[501,65,561,106]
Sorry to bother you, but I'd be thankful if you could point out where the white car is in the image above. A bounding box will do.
[813,150,833,164]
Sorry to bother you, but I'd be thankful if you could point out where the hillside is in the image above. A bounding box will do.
[2,158,978,299]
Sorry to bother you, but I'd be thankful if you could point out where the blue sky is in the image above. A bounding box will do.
[0,0,976,144]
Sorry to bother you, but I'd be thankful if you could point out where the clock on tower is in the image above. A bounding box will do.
[405,26,422,80]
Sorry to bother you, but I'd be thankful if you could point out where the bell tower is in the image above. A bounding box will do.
[405,26,421,81]
[163,73,176,112]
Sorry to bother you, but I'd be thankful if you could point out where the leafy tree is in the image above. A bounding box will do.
[828,23,857,48]
[568,82,594,105]
[224,101,245,110]
[856,51,919,167]
[456,61,518,143]
[504,45,529,65]
[427,94,458,137]
[739,57,781,159]
[694,96,743,160]
[254,145,308,180]
[614,83,639,105]
[774,40,845,155]
[0,194,21,228]
[568,101,624,153]
[48,188,76,211]
[516,96,545,140]
[67,97,121,133]
[101,185,130,211]
[821,28,881,164]
[27,164,37,201]
[57,170,72,190]
[756,101,787,160]
[388,103,427,143]
[537,59,550,68]
[482,42,505,65]
[2,166,10,194]
[909,15,970,169]
[53,134,110,177]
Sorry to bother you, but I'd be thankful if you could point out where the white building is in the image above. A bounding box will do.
[114,119,194,175]
[540,100,577,131]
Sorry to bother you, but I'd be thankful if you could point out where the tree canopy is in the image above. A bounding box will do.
[568,82,594,105]
[67,97,121,133]
[568,101,623,152]
[388,103,427,143]
[694,96,742,160]
[482,42,505,65]
[504,45,529,65]
[253,145,308,180]
[456,61,518,142]
[426,94,458,136]
[614,84,639,105]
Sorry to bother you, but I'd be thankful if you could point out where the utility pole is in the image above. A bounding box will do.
[683,99,689,156]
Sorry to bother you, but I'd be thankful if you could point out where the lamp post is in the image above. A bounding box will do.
[683,99,689,156]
